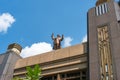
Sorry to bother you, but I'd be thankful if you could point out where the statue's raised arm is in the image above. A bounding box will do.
[51,33,54,40]
[61,34,64,41]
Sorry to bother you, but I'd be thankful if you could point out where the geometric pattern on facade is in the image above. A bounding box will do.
[97,26,114,80]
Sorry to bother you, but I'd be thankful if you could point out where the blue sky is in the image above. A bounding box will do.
[0,0,119,57]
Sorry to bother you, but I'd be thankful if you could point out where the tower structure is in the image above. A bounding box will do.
[88,0,120,80]
[0,43,22,80]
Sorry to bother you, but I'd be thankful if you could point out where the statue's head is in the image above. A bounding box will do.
[57,34,61,37]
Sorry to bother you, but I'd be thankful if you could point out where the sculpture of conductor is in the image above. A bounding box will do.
[51,33,64,50]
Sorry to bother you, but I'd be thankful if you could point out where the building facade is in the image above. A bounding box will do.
[0,43,22,80]
[88,0,120,80]
[14,43,87,80]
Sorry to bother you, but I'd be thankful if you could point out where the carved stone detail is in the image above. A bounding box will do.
[97,26,113,80]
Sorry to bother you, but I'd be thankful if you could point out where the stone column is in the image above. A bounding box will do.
[0,43,22,80]
[57,73,61,80]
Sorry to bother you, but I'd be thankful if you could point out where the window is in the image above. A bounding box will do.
[96,3,108,16]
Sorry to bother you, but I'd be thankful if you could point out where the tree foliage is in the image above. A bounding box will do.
[12,77,23,80]
[26,64,41,80]
[13,64,41,80]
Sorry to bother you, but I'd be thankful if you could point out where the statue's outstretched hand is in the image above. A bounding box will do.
[51,33,54,40]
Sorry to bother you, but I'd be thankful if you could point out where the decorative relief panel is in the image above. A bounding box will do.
[97,26,113,80]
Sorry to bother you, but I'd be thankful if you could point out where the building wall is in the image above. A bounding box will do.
[0,51,21,80]
[88,1,120,80]
[13,43,87,80]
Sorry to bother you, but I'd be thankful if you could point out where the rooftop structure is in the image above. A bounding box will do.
[14,43,87,80]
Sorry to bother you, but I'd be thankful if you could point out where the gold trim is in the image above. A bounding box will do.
[97,26,113,80]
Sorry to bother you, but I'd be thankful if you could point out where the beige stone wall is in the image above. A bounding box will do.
[15,44,85,69]
[14,43,87,77]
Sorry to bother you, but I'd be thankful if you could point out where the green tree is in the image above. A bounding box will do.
[12,77,23,80]
[25,64,42,80]
[13,64,42,80]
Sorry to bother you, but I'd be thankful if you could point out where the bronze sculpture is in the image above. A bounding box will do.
[51,33,64,50]
[96,0,110,6]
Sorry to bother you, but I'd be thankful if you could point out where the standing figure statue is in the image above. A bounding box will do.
[51,33,64,50]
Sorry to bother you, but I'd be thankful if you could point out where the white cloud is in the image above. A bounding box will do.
[81,34,87,43]
[0,13,15,33]
[63,37,73,47]
[20,42,52,58]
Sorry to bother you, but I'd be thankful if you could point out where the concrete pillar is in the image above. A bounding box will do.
[0,43,22,80]
[57,73,61,80]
